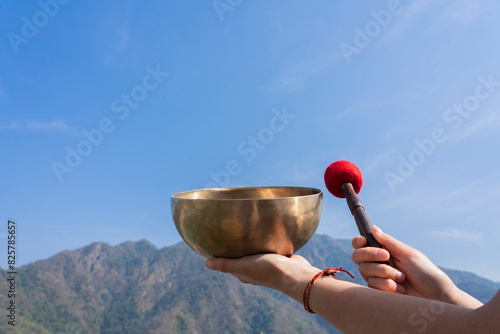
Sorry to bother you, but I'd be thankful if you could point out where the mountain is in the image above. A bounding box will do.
[442,268,500,303]
[0,235,498,334]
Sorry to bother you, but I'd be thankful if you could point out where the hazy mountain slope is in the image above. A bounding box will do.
[0,235,497,334]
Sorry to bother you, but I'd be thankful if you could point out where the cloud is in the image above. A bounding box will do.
[444,0,480,24]
[426,228,483,242]
[381,0,433,41]
[0,120,81,136]
[404,0,434,17]
[379,171,500,218]
[362,151,393,175]
[115,25,130,51]
[383,0,478,42]
[264,52,341,94]
[327,98,378,120]
[446,111,500,145]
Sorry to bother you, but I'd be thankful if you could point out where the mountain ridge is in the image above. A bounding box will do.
[12,236,500,286]
[0,234,498,334]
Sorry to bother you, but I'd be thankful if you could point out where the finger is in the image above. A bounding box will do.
[358,263,406,282]
[206,258,238,274]
[351,236,367,250]
[289,255,313,267]
[232,274,251,284]
[371,226,416,259]
[351,247,390,265]
[366,277,406,294]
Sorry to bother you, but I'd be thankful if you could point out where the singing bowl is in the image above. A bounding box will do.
[171,187,323,258]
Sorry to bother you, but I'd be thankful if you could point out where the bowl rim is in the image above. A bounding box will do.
[171,186,323,201]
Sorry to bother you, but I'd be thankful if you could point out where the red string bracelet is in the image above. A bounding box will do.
[303,267,354,314]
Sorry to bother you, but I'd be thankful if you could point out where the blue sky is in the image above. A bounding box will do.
[2,0,500,281]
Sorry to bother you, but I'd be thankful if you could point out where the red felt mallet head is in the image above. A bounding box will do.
[323,160,388,256]
[324,160,363,198]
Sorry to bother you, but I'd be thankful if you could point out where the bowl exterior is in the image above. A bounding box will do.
[171,187,322,258]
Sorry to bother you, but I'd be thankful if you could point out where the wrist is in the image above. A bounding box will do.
[438,284,462,304]
[443,286,483,308]
[303,268,355,313]
[276,265,320,303]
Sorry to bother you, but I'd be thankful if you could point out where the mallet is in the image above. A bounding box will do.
[324,160,389,264]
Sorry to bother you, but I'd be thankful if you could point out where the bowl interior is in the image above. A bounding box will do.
[172,186,321,200]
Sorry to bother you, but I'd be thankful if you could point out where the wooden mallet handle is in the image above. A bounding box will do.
[341,182,389,265]
[324,160,390,265]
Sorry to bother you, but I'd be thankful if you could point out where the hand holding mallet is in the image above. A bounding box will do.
[324,160,389,264]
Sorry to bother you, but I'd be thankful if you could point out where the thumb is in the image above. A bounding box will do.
[372,225,414,259]
[206,258,234,273]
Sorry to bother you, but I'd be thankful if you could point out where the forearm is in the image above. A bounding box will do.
[206,254,498,333]
[445,287,483,309]
[417,264,483,308]
[280,273,490,334]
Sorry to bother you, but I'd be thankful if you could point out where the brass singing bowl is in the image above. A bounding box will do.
[171,187,323,258]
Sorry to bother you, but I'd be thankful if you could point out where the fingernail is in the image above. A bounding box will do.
[355,238,363,247]
[396,283,406,294]
[206,259,216,270]
[373,225,383,234]
[375,249,387,260]
[395,270,405,282]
